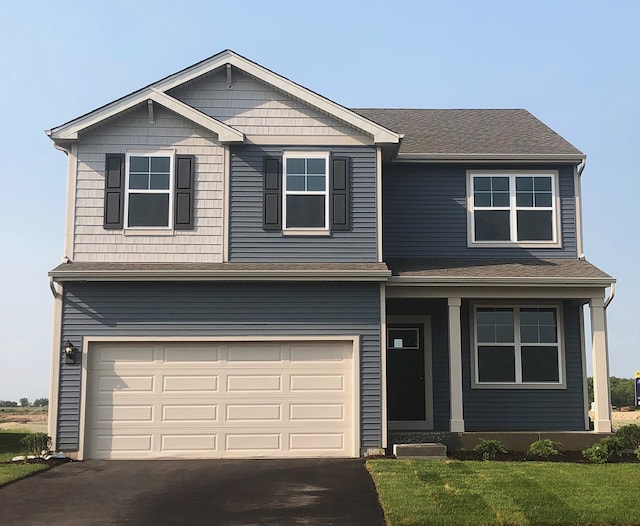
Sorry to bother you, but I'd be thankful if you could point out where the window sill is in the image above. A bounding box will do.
[282,229,331,237]
[471,382,566,390]
[468,241,562,249]
[123,228,175,236]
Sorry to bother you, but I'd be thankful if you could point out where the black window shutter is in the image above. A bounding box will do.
[174,155,195,230]
[263,156,282,230]
[330,157,350,231]
[103,154,125,229]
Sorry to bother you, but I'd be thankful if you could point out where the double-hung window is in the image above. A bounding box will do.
[126,152,174,228]
[473,305,563,387]
[469,171,558,245]
[283,152,329,231]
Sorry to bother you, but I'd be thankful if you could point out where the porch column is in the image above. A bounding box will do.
[590,297,612,433]
[448,297,465,432]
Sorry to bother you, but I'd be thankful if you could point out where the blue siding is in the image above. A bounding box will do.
[462,301,586,431]
[229,145,378,262]
[383,164,577,259]
[57,282,382,451]
[386,299,586,431]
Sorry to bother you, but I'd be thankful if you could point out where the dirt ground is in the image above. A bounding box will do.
[0,408,48,433]
[610,408,640,429]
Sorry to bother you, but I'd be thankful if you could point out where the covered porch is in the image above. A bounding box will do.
[381,258,616,450]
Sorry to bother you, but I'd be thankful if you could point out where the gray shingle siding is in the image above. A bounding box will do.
[57,282,382,451]
[383,164,577,259]
[229,145,378,262]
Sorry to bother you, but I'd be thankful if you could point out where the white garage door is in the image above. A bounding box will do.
[84,340,356,459]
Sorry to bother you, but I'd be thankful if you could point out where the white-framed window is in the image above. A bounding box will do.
[472,305,564,387]
[283,152,329,231]
[125,151,174,228]
[468,171,559,246]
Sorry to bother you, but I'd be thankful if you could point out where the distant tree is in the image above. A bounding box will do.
[610,377,635,407]
[587,377,635,407]
[33,398,49,407]
[19,398,29,407]
[0,400,18,407]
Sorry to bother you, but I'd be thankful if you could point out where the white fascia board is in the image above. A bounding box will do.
[49,269,391,282]
[387,276,614,287]
[150,51,400,145]
[48,89,244,144]
[149,90,244,143]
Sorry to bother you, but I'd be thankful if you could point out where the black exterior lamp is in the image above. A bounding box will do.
[64,340,77,364]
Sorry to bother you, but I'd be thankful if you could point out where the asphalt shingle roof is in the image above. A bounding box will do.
[353,109,583,158]
[386,258,612,282]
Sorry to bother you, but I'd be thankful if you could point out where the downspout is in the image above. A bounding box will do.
[604,281,615,309]
[575,158,587,260]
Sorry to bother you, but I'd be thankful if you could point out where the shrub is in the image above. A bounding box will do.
[582,436,624,464]
[636,447,640,461]
[615,424,640,450]
[473,439,507,460]
[527,439,562,459]
[20,433,52,457]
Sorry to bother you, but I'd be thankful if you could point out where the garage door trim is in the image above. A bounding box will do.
[78,335,360,460]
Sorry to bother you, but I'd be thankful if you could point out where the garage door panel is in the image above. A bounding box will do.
[290,404,344,421]
[86,341,355,459]
[162,405,218,422]
[163,375,219,392]
[98,375,155,393]
[225,433,281,451]
[96,347,156,364]
[290,375,345,391]
[97,405,154,423]
[163,346,219,363]
[228,345,282,362]
[227,375,282,391]
[290,433,344,450]
[226,404,282,421]
[162,434,217,452]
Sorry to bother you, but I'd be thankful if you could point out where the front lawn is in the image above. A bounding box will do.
[0,432,49,487]
[367,459,640,526]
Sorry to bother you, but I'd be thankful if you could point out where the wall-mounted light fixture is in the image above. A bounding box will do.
[64,340,77,364]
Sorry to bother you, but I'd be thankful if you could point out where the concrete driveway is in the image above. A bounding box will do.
[0,458,385,525]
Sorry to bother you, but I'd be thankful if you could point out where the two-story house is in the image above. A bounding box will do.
[46,50,615,459]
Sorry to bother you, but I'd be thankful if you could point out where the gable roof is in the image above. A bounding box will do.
[47,50,400,146]
[354,109,584,162]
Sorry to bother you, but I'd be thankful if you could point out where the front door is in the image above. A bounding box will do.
[387,325,426,424]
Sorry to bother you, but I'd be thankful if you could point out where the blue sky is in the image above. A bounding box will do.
[0,0,637,401]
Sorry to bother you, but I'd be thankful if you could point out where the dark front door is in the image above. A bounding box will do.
[387,326,425,422]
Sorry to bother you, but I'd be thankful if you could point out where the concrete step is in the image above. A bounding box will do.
[393,442,448,459]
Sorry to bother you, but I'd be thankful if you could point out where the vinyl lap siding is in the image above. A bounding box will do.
[386,299,586,431]
[383,164,577,259]
[57,282,382,451]
[462,301,586,431]
[229,145,378,262]
[73,105,224,263]
[168,69,370,140]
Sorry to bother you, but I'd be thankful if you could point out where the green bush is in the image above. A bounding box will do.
[582,436,624,464]
[527,439,562,459]
[20,433,52,457]
[473,439,507,460]
[636,447,640,461]
[615,424,640,450]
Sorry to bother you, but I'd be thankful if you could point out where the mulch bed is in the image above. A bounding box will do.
[448,450,640,463]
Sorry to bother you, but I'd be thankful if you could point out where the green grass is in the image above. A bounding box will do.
[0,432,49,486]
[367,459,640,526]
